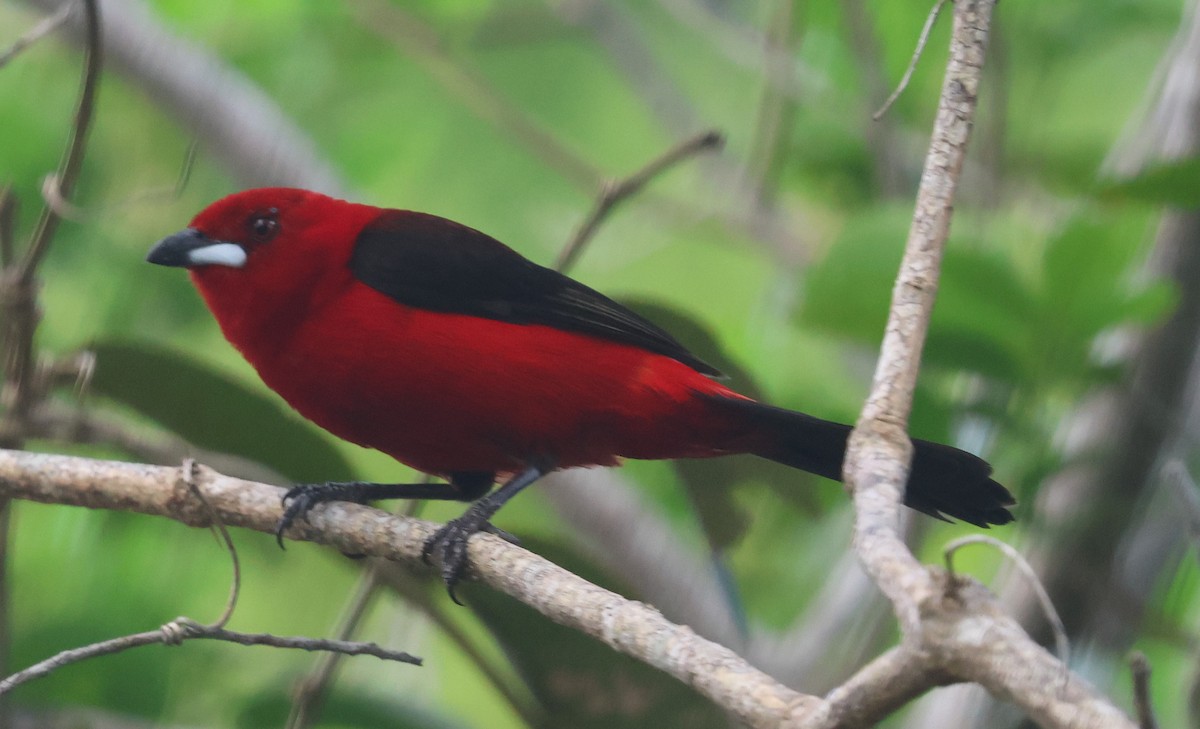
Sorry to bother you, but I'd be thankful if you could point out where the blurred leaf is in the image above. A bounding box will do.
[1120,280,1177,325]
[238,686,464,729]
[796,206,907,343]
[463,538,728,729]
[923,329,1026,383]
[1032,212,1162,382]
[1098,156,1200,207]
[926,249,1036,383]
[799,209,1035,385]
[89,340,354,482]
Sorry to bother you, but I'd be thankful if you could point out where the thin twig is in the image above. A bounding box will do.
[873,0,948,119]
[137,139,198,203]
[1128,651,1158,729]
[0,449,814,728]
[0,469,420,697]
[181,459,239,629]
[0,621,420,695]
[285,562,382,729]
[0,188,15,267]
[554,130,724,273]
[179,625,421,664]
[21,0,101,280]
[0,1,74,71]
[944,535,1070,672]
[38,141,200,222]
[37,173,88,222]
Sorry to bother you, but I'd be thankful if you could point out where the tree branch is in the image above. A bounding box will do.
[0,448,1139,727]
[844,0,996,633]
[839,1,1139,726]
[0,449,827,729]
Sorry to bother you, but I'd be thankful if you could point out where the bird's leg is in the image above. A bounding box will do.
[276,471,494,547]
[422,464,547,603]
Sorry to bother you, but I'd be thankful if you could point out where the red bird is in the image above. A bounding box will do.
[148,188,1013,594]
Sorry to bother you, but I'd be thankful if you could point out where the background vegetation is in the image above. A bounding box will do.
[0,0,1195,726]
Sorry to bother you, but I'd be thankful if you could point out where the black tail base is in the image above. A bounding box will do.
[707,396,1016,527]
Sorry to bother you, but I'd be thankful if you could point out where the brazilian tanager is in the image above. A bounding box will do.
[148,187,1014,595]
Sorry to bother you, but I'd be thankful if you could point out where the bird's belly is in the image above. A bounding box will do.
[246,286,735,476]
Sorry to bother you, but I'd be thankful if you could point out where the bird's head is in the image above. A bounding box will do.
[148,187,380,341]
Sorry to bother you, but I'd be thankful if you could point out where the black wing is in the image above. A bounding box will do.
[348,210,721,376]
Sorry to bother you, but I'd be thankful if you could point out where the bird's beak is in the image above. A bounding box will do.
[147,228,247,269]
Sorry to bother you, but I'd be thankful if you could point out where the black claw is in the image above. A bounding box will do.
[422,515,495,603]
[275,484,337,549]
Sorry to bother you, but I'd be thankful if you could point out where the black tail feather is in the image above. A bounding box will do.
[708,397,1015,526]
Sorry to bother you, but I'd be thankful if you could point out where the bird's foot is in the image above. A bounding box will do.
[276,483,370,548]
[421,513,518,604]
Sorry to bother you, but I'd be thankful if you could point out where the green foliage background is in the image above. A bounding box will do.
[1,0,1195,726]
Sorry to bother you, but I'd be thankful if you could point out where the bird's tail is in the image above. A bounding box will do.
[707,396,1015,526]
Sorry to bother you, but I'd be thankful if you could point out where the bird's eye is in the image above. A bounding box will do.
[246,209,280,242]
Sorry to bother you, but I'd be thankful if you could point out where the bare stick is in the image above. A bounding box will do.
[844,0,995,632]
[0,467,420,696]
[0,621,420,695]
[944,535,1069,672]
[555,130,724,273]
[0,449,1140,728]
[1128,652,1157,729]
[180,459,240,629]
[0,449,817,728]
[0,1,73,71]
[37,173,88,221]
[873,0,948,120]
[38,141,199,221]
[21,0,101,280]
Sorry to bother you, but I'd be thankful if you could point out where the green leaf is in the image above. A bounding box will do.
[923,328,1026,383]
[1098,156,1200,208]
[463,538,729,729]
[796,206,908,343]
[89,340,354,482]
[1032,212,1161,381]
[799,208,1036,384]
[927,249,1038,384]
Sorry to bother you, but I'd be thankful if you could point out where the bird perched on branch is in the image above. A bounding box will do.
[148,187,1014,599]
